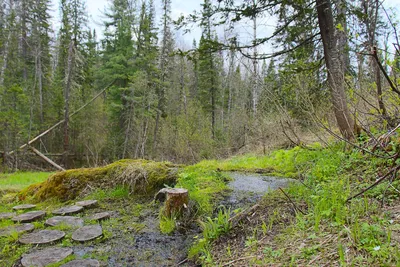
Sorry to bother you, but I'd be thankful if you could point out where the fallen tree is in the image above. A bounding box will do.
[20,159,180,201]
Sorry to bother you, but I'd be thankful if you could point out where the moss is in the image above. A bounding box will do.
[19,159,179,202]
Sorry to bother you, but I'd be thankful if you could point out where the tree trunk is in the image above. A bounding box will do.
[0,0,13,88]
[63,41,75,168]
[316,0,355,140]
[252,0,258,114]
[161,188,189,217]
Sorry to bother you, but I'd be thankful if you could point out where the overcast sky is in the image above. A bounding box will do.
[50,0,400,52]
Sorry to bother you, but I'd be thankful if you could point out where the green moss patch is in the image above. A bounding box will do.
[20,159,179,201]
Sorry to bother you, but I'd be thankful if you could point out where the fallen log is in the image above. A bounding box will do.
[29,147,65,171]
[8,80,115,156]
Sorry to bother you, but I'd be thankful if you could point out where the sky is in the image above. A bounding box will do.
[50,0,400,53]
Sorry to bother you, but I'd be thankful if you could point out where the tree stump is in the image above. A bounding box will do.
[162,188,188,217]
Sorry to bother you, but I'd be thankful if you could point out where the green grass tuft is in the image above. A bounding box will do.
[0,172,52,192]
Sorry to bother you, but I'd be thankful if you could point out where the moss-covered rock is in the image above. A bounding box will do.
[20,159,180,202]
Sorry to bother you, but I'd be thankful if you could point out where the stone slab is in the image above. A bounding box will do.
[75,200,98,208]
[45,216,84,227]
[72,225,102,242]
[0,223,34,236]
[19,229,65,244]
[52,205,83,215]
[12,211,46,223]
[87,212,110,221]
[0,212,15,220]
[60,259,100,267]
[13,204,36,210]
[21,247,73,267]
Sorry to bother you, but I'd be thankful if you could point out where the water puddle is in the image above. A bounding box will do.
[222,172,295,210]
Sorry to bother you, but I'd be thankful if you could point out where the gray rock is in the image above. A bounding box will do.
[87,212,110,221]
[75,200,98,208]
[21,247,73,267]
[19,229,65,244]
[45,216,84,227]
[13,204,36,210]
[52,205,83,215]
[72,225,102,242]
[0,223,34,236]
[60,259,100,267]
[0,212,15,220]
[12,211,46,223]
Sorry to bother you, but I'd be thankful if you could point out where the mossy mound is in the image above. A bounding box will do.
[20,159,180,201]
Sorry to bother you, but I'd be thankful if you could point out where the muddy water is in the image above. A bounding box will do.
[16,173,293,267]
[222,172,295,210]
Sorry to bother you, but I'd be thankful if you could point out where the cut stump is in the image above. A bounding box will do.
[72,225,102,242]
[0,212,15,220]
[163,188,188,217]
[12,211,46,223]
[52,205,83,215]
[0,223,34,236]
[13,204,36,210]
[21,247,73,267]
[75,200,98,208]
[19,230,65,244]
[45,216,84,227]
[60,259,100,267]
[88,212,110,221]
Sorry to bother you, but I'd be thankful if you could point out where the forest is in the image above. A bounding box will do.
[0,0,397,170]
[2,0,400,266]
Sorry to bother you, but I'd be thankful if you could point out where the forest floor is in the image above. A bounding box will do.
[1,142,400,266]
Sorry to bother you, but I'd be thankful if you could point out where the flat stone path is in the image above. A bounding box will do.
[0,212,15,220]
[45,216,84,227]
[72,225,102,242]
[88,212,110,221]
[52,205,83,215]
[60,259,100,267]
[21,247,73,267]
[12,211,46,223]
[13,204,36,210]
[19,229,65,244]
[75,200,98,208]
[0,223,34,236]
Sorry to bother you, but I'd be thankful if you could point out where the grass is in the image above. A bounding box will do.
[159,215,176,234]
[2,141,399,266]
[176,166,230,215]
[0,171,52,192]
[197,142,400,266]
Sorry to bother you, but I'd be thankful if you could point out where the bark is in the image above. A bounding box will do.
[30,147,65,171]
[0,0,13,88]
[163,188,189,217]
[63,41,75,168]
[153,0,169,154]
[316,0,355,139]
[363,0,389,120]
[36,49,44,124]
[8,80,115,155]
[252,0,258,114]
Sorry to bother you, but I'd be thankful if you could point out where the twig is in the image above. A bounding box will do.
[177,258,188,265]
[372,46,400,97]
[346,166,400,202]
[279,187,306,215]
[221,255,257,266]
[314,116,395,159]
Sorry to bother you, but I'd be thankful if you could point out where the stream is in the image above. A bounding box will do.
[222,172,295,211]
[15,173,294,267]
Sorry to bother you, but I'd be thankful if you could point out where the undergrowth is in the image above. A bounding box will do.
[190,142,400,265]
